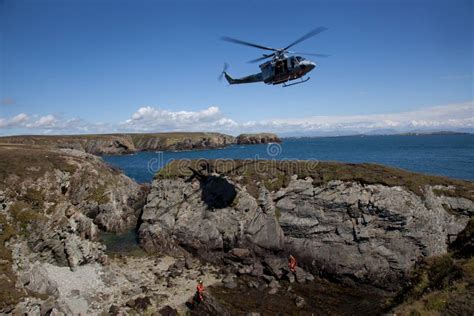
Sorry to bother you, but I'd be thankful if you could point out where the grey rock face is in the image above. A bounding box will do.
[139,177,284,255]
[277,179,471,289]
[139,169,472,290]
[1,145,147,312]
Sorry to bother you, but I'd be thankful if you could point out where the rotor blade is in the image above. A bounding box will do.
[218,63,229,82]
[290,52,330,57]
[284,26,328,51]
[247,53,275,63]
[221,36,277,51]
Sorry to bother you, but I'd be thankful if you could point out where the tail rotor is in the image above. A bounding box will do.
[218,63,229,82]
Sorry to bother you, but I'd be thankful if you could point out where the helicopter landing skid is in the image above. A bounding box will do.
[283,77,310,87]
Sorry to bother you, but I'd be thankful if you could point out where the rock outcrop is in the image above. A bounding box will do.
[139,160,473,290]
[236,133,281,144]
[0,144,147,312]
[130,132,235,151]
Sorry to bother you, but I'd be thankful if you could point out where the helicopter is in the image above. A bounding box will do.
[220,27,329,87]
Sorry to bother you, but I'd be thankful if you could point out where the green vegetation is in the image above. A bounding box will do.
[392,256,473,315]
[0,211,50,310]
[9,201,47,236]
[0,215,24,310]
[156,159,474,201]
[390,219,474,315]
[89,184,110,204]
[19,189,45,210]
[0,144,77,187]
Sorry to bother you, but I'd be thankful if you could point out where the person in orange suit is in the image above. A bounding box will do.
[288,254,297,273]
[196,279,205,303]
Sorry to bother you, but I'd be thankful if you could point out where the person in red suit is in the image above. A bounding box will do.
[288,254,297,273]
[196,279,205,303]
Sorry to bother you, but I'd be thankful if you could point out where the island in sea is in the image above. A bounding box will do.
[0,132,472,315]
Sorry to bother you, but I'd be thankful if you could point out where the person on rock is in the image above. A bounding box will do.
[288,254,297,273]
[195,279,205,303]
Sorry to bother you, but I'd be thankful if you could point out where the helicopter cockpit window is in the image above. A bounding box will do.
[296,56,304,62]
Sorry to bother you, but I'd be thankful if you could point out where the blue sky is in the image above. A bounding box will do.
[0,0,472,136]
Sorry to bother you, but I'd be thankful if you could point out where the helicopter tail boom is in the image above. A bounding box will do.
[224,71,263,85]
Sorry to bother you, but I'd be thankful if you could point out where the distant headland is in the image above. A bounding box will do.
[0,132,281,155]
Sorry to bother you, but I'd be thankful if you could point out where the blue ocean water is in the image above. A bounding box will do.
[103,134,474,183]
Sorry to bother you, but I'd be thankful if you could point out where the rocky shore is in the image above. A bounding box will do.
[0,146,472,315]
[0,132,281,155]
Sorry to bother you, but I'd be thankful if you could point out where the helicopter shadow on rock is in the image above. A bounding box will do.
[187,166,237,210]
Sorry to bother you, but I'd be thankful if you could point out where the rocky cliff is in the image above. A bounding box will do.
[2,152,472,314]
[0,132,280,155]
[129,132,235,151]
[139,160,473,290]
[236,133,281,144]
[0,144,147,312]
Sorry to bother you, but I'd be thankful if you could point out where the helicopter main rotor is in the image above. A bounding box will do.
[221,27,329,63]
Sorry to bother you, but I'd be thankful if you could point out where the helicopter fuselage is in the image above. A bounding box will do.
[221,27,327,86]
[224,55,316,86]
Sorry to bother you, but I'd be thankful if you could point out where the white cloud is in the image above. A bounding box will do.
[0,113,29,128]
[0,113,112,135]
[0,101,472,136]
[244,102,474,134]
[122,106,238,131]
[27,114,58,128]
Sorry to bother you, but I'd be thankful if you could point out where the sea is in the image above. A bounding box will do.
[103,134,474,183]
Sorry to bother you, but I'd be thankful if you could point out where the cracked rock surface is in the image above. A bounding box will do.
[140,160,473,290]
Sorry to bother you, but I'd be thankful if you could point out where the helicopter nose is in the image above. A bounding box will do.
[300,60,316,71]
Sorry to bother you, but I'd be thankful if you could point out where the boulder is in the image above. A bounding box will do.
[263,257,286,279]
[268,279,280,289]
[229,248,251,259]
[250,262,264,277]
[185,256,197,270]
[268,287,278,294]
[294,267,314,284]
[295,296,306,309]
